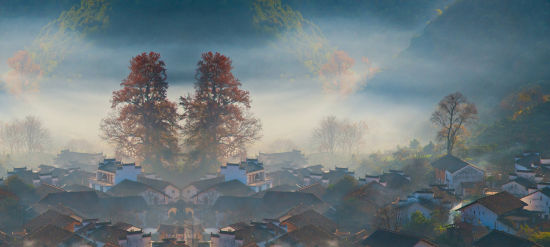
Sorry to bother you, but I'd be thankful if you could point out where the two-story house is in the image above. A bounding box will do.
[88,159,142,192]
[220,159,272,192]
[431,155,485,195]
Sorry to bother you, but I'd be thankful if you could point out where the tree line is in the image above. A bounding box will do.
[0,116,50,154]
[100,51,261,172]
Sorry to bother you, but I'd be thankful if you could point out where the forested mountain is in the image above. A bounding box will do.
[371,0,550,104]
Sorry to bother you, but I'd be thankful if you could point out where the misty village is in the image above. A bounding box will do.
[2,1,550,247]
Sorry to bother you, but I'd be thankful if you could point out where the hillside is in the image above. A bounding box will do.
[370,0,550,102]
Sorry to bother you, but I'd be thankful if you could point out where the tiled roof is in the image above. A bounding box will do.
[25,224,92,247]
[458,191,527,215]
[507,177,537,189]
[138,176,178,191]
[200,180,254,197]
[185,177,225,191]
[431,155,474,173]
[107,180,168,198]
[362,229,434,247]
[275,225,337,247]
[281,209,336,233]
[473,230,541,247]
[24,210,80,233]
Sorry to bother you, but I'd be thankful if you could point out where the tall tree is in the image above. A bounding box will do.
[100,52,180,169]
[181,52,261,170]
[431,92,478,155]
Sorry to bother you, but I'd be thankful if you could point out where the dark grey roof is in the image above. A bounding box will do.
[362,229,433,247]
[516,153,541,167]
[107,180,167,197]
[200,180,254,197]
[507,177,537,189]
[138,176,178,191]
[431,155,474,173]
[474,230,541,247]
[186,176,225,191]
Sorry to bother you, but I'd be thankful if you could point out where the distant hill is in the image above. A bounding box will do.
[370,0,550,102]
[475,100,550,152]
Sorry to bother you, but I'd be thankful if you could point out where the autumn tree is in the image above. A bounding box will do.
[180,52,261,171]
[431,92,477,155]
[101,52,180,169]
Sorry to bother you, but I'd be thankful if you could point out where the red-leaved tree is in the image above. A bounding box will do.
[101,52,180,169]
[181,52,261,171]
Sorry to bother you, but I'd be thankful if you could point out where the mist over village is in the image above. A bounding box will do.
[1,0,550,246]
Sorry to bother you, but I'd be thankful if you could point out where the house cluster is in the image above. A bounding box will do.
[3,150,550,246]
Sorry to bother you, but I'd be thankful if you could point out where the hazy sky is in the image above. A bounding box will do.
[4,0,524,156]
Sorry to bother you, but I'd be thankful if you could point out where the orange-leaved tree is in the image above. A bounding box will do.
[101,52,180,169]
[180,52,261,171]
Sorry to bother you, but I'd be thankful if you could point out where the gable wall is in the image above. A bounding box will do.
[522,191,550,218]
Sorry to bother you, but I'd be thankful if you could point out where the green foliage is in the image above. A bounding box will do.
[404,210,448,238]
[518,225,550,247]
[531,232,550,247]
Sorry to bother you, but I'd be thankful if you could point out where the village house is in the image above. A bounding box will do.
[85,222,152,247]
[394,189,449,226]
[23,224,95,247]
[431,155,485,195]
[521,188,550,219]
[257,150,307,172]
[158,224,185,242]
[210,226,243,247]
[473,230,542,247]
[54,149,105,172]
[514,152,550,171]
[107,179,171,205]
[181,177,225,203]
[220,159,272,192]
[272,225,338,247]
[358,174,381,185]
[361,229,438,247]
[89,158,142,192]
[502,176,538,197]
[23,209,81,233]
[279,209,336,233]
[192,180,254,206]
[7,167,59,187]
[138,176,181,203]
[457,191,529,234]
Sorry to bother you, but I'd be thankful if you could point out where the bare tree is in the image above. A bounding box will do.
[313,116,368,155]
[21,116,50,153]
[431,92,477,155]
[338,119,367,154]
[313,116,339,155]
[1,119,24,154]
